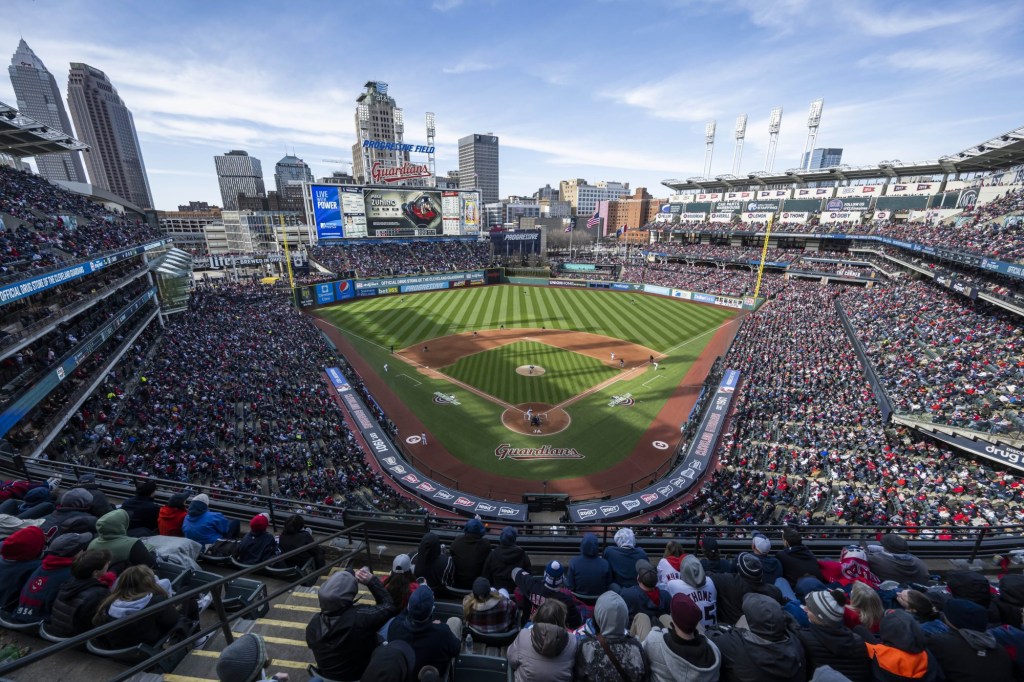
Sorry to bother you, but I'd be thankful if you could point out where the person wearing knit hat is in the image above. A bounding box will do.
[157,493,189,537]
[216,632,289,682]
[924,598,1013,681]
[11,529,83,624]
[707,552,784,626]
[182,493,240,548]
[511,564,583,629]
[481,525,532,593]
[306,566,398,681]
[605,527,650,589]
[793,589,871,680]
[866,533,929,585]
[360,640,416,682]
[666,555,719,629]
[449,517,492,590]
[642,593,721,682]
[462,576,516,634]
[385,585,461,677]
[0,525,46,611]
[235,513,279,565]
[620,559,671,625]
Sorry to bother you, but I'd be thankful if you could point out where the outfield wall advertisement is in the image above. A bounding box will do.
[297,270,493,307]
[567,369,741,522]
[325,367,529,520]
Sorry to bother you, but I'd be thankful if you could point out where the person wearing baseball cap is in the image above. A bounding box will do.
[235,513,279,565]
[12,532,92,623]
[620,559,671,625]
[795,589,870,680]
[449,518,491,590]
[751,533,782,585]
[381,553,419,611]
[643,593,721,682]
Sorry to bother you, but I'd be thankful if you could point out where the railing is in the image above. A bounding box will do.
[0,524,367,679]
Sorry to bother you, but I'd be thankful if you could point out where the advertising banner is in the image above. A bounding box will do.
[886,182,938,196]
[935,273,979,299]
[874,210,891,221]
[325,368,528,520]
[981,258,1024,279]
[822,211,862,223]
[794,187,833,198]
[339,186,367,238]
[668,203,683,214]
[679,212,706,222]
[643,285,671,297]
[713,201,743,213]
[296,287,315,308]
[354,271,484,291]
[549,279,588,288]
[315,282,335,305]
[742,212,773,222]
[825,198,871,211]
[335,280,356,301]
[696,192,723,202]
[837,185,883,197]
[757,189,791,200]
[684,202,713,213]
[782,199,823,212]
[709,212,734,223]
[363,188,443,237]
[566,369,740,522]
[714,296,744,308]
[490,230,541,255]
[918,429,1024,473]
[779,211,809,223]
[725,191,754,201]
[564,263,596,272]
[462,193,480,232]
[311,185,344,240]
[745,201,781,212]
[671,289,692,300]
[693,292,716,304]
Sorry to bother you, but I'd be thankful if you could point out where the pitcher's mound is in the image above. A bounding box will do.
[502,402,571,436]
[516,365,546,376]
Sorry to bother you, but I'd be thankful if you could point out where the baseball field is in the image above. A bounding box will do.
[314,285,739,497]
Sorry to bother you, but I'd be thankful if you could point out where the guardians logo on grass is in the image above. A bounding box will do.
[433,392,461,405]
[608,393,634,407]
[495,444,585,461]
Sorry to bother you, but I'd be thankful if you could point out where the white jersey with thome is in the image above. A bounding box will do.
[665,577,718,627]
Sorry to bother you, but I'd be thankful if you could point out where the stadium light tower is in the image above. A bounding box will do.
[732,114,748,176]
[801,98,824,171]
[703,120,716,179]
[393,107,405,163]
[765,106,782,172]
[425,112,436,188]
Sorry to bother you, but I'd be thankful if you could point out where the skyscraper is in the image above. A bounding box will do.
[214,150,266,211]
[66,63,153,208]
[8,40,87,183]
[351,81,408,184]
[273,154,314,211]
[458,133,499,205]
[801,147,843,170]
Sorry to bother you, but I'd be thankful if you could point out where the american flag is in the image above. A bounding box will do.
[586,210,600,228]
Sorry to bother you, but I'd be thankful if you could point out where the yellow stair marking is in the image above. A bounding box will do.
[233,632,307,647]
[255,618,307,630]
[290,591,318,598]
[190,649,310,670]
[164,675,215,682]
[271,603,319,613]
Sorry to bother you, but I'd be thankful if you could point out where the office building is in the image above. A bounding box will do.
[66,63,153,208]
[274,154,314,212]
[533,184,559,201]
[605,188,664,234]
[221,210,308,254]
[157,209,223,255]
[351,81,407,184]
[802,147,843,170]
[8,39,87,183]
[458,133,499,204]
[559,178,630,216]
[214,150,266,211]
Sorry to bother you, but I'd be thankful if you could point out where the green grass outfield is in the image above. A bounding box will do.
[442,340,619,406]
[317,286,736,486]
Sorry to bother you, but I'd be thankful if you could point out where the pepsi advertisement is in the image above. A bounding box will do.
[312,185,344,240]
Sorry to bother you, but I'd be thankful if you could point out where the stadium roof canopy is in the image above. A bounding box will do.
[0,101,89,158]
[663,123,1024,192]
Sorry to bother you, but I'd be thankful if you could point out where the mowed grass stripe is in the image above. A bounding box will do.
[442,341,618,405]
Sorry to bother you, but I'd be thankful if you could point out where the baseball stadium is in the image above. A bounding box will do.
[1,6,1024,681]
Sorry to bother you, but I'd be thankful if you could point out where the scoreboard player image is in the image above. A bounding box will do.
[403,193,440,228]
[363,189,443,236]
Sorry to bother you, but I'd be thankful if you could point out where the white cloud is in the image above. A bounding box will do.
[442,57,498,75]
[431,0,464,11]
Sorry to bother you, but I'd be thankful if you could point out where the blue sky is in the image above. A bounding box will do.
[3,0,1023,210]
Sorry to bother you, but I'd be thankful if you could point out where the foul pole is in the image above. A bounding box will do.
[753,213,774,299]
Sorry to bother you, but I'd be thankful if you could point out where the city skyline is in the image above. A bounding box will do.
[2,0,1023,210]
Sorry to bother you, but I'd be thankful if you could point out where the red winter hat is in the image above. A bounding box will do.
[1,525,46,561]
[249,514,269,533]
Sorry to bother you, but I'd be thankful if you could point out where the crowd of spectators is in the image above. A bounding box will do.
[842,280,1023,436]
[0,165,162,278]
[620,263,789,299]
[309,241,491,278]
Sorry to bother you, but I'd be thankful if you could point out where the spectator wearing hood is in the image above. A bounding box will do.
[411,532,453,593]
[925,598,1011,681]
[777,527,825,587]
[449,518,491,589]
[235,514,279,565]
[358,640,417,682]
[386,586,461,677]
[77,473,114,518]
[88,509,156,574]
[656,540,686,587]
[666,555,718,628]
[306,566,396,681]
[707,593,808,682]
[712,552,783,626]
[49,549,113,637]
[567,532,613,597]
[508,599,577,682]
[643,593,722,682]
[621,559,671,624]
[0,485,54,520]
[182,494,240,548]
[513,562,583,629]
[40,488,97,536]
[157,493,188,537]
[463,576,516,634]
[277,514,325,570]
[945,570,992,609]
[795,589,870,682]
[0,525,46,611]
[215,633,293,682]
[120,479,160,536]
[865,534,929,586]
[574,591,648,682]
[699,536,732,575]
[863,610,942,682]
[92,565,187,649]
[990,574,1024,629]
[482,526,531,593]
[751,533,783,586]
[13,532,92,623]
[604,528,649,590]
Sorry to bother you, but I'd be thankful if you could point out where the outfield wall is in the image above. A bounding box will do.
[507,276,762,311]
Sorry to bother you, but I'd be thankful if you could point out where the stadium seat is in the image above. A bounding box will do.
[38,621,74,643]
[229,556,317,586]
[86,634,184,673]
[571,591,601,605]
[445,584,472,599]
[0,610,41,632]
[466,623,520,649]
[450,652,509,682]
[154,560,194,592]
[433,600,464,621]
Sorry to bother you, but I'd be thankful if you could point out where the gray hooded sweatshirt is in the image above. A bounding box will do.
[508,622,576,682]
[575,591,648,682]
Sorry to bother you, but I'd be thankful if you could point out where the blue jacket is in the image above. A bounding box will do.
[182,506,233,547]
[0,557,42,612]
[566,533,613,596]
[604,544,649,587]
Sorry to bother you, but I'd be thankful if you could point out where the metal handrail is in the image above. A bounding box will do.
[0,524,366,678]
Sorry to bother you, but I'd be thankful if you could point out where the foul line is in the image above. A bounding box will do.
[642,375,666,388]
[396,373,422,386]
